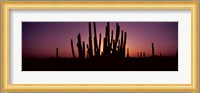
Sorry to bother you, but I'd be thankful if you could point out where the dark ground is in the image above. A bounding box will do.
[22,56,178,71]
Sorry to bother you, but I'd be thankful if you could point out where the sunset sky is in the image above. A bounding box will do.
[22,22,178,58]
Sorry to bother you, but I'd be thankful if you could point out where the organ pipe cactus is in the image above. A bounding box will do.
[70,22,129,60]
[70,39,75,58]
[77,33,85,60]
[152,42,155,57]
[88,22,93,58]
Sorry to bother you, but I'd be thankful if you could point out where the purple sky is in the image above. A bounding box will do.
[22,22,178,58]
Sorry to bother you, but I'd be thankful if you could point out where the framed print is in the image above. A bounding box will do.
[1,2,199,92]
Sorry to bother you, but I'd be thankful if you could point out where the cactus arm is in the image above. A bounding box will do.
[70,39,75,58]
[82,41,85,59]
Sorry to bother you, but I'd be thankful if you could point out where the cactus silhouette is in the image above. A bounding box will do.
[102,38,107,56]
[117,40,120,50]
[113,23,120,54]
[93,22,101,57]
[88,22,93,58]
[102,22,109,56]
[152,42,155,57]
[120,30,123,51]
[102,22,128,58]
[140,52,142,58]
[122,32,127,57]
[143,52,145,58]
[71,39,75,58]
[56,48,58,62]
[97,33,101,56]
[77,33,85,60]
[127,48,129,58]
[102,22,113,57]
[110,30,113,49]
[71,22,129,61]
[93,22,98,57]
[82,41,85,59]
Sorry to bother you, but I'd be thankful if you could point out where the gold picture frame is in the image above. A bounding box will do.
[1,1,199,92]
